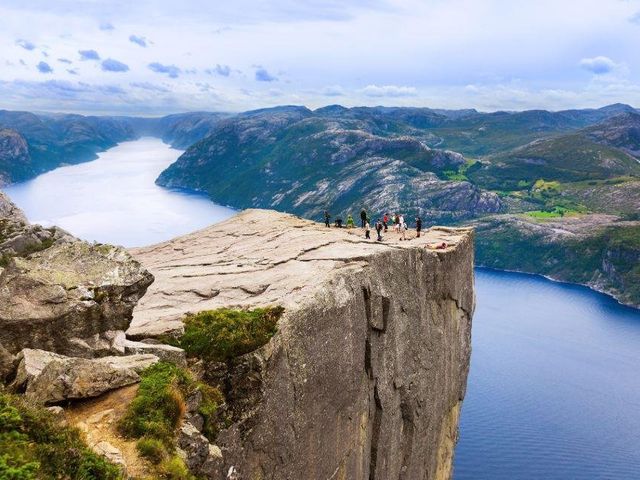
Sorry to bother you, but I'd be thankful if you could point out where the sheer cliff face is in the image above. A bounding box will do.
[129,210,474,480]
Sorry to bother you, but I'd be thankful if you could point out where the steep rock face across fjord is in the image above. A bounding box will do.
[128,209,475,480]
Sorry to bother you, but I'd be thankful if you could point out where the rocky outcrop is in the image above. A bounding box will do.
[0,192,154,385]
[13,348,158,404]
[129,209,474,479]
[0,241,154,356]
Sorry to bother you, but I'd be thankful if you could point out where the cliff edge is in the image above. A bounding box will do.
[128,209,474,480]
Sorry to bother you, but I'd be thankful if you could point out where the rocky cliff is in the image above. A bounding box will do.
[129,209,475,479]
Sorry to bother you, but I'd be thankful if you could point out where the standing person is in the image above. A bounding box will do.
[364,219,371,239]
[375,219,383,241]
[383,213,389,232]
[416,216,422,238]
[346,214,355,228]
[324,210,331,228]
[394,213,400,232]
[360,209,367,228]
[400,219,407,241]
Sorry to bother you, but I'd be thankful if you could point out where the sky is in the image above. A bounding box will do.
[1,0,640,115]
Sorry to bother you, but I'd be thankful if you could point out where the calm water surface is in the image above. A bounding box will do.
[3,139,640,479]
[3,137,235,247]
[454,269,640,479]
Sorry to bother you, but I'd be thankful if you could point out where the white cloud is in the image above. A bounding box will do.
[579,56,619,75]
[360,84,417,97]
[0,0,639,113]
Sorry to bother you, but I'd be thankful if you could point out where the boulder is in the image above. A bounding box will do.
[0,343,16,382]
[13,348,158,404]
[122,339,186,367]
[67,330,127,358]
[0,241,154,356]
[92,441,127,476]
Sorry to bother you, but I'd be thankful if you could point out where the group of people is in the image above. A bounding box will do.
[323,209,423,242]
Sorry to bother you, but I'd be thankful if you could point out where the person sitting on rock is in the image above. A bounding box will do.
[346,214,355,228]
[324,210,331,228]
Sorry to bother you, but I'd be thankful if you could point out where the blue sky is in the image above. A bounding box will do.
[1,0,640,115]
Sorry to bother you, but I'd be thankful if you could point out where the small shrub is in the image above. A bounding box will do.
[137,437,167,464]
[158,455,195,480]
[0,392,122,479]
[178,306,284,362]
[120,362,225,445]
[118,363,189,447]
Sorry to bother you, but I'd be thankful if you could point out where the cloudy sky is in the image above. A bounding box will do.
[1,0,640,115]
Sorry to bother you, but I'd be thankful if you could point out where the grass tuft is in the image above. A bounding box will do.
[176,306,284,363]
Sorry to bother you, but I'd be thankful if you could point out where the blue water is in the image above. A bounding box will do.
[454,268,640,479]
[3,139,640,478]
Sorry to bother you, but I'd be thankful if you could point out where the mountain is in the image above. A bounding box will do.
[0,110,137,185]
[468,113,640,189]
[582,111,640,156]
[157,107,502,222]
[128,111,231,148]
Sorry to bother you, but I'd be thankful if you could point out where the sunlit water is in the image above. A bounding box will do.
[3,139,640,478]
[3,137,235,247]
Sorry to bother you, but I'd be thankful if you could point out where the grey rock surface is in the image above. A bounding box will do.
[0,239,154,356]
[92,441,128,476]
[14,348,158,404]
[0,342,16,382]
[128,209,474,480]
[122,339,186,366]
[0,190,27,223]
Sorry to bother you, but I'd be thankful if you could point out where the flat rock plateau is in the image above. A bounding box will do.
[128,209,475,480]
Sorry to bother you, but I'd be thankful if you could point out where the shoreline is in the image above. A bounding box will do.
[475,264,639,311]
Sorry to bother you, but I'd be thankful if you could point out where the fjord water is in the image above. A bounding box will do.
[454,269,640,479]
[3,138,235,247]
[3,138,640,478]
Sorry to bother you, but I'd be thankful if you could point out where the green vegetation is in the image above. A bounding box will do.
[475,221,640,305]
[441,159,480,182]
[119,362,224,479]
[0,391,122,480]
[469,133,640,190]
[136,437,166,464]
[176,306,284,363]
